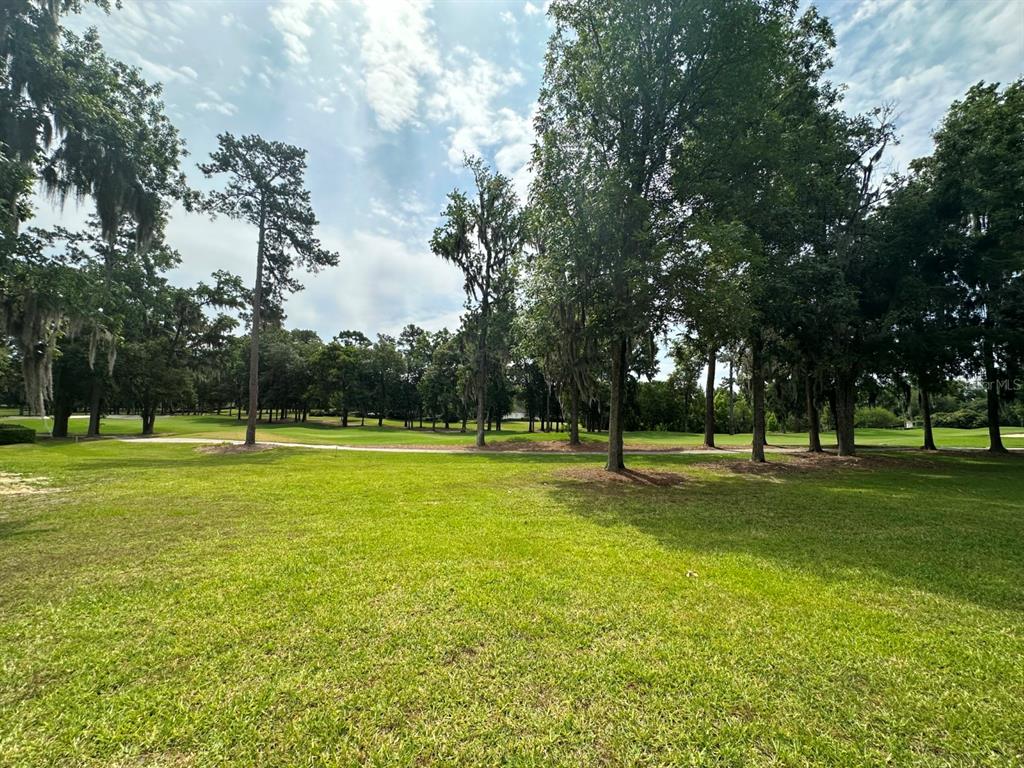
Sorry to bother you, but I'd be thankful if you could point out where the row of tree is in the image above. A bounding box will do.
[1,0,336,448]
[2,0,1022,471]
[432,0,1022,468]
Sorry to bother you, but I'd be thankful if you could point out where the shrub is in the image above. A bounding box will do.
[933,409,987,429]
[854,406,902,429]
[0,424,36,445]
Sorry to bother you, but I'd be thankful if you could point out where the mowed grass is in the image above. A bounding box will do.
[4,412,1023,450]
[1,442,1022,766]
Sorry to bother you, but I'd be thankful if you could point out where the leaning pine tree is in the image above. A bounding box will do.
[200,134,338,446]
[431,156,523,448]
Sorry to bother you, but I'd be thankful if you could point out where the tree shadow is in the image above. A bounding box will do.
[0,517,55,541]
[70,445,293,473]
[539,451,1024,612]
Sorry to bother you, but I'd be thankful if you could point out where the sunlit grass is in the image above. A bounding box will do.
[2,412,1022,450]
[0,441,1022,765]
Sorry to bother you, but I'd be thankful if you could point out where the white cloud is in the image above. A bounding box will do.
[500,9,520,45]
[425,50,534,198]
[285,229,464,338]
[493,104,537,201]
[523,1,542,16]
[312,96,336,114]
[356,0,441,131]
[195,87,238,116]
[827,0,1024,170]
[268,0,336,67]
[426,51,523,159]
[178,65,198,80]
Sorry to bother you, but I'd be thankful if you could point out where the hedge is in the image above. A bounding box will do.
[932,408,987,429]
[853,406,903,429]
[0,424,36,445]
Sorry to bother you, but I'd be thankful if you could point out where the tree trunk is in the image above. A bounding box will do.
[835,371,857,457]
[750,336,766,463]
[142,406,157,436]
[921,386,936,451]
[805,374,822,453]
[245,201,268,446]
[703,347,716,447]
[51,400,71,438]
[87,376,102,437]
[983,335,1006,453]
[543,385,550,433]
[606,336,627,471]
[569,384,580,446]
[727,358,735,434]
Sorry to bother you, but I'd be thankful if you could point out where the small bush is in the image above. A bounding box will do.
[0,424,36,445]
[933,409,987,429]
[854,406,902,429]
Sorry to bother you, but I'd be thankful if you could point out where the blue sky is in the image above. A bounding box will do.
[39,0,1024,363]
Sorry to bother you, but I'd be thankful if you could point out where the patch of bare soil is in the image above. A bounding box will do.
[687,451,863,476]
[554,467,688,487]
[695,450,965,475]
[0,471,56,496]
[194,443,275,455]
[483,440,603,453]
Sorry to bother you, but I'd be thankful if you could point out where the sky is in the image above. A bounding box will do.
[35,0,1024,371]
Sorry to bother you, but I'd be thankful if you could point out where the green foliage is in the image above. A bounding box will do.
[1,3,192,244]
[933,408,988,430]
[0,422,33,443]
[432,157,523,444]
[199,133,339,307]
[854,406,902,429]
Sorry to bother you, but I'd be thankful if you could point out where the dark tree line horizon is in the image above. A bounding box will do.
[2,0,1022,468]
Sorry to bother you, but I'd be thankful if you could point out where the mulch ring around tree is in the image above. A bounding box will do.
[194,443,276,455]
[692,450,970,476]
[481,440,604,453]
[553,467,689,487]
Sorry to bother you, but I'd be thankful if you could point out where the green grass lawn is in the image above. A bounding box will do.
[3,411,1023,451]
[1,441,1022,765]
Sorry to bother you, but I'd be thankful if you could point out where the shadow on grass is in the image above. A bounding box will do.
[0,517,56,541]
[540,451,1024,612]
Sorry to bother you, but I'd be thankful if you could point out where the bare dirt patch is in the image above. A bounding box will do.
[483,440,603,453]
[691,452,845,475]
[479,440,722,453]
[194,443,275,456]
[0,471,56,496]
[554,467,688,487]
[693,450,969,476]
